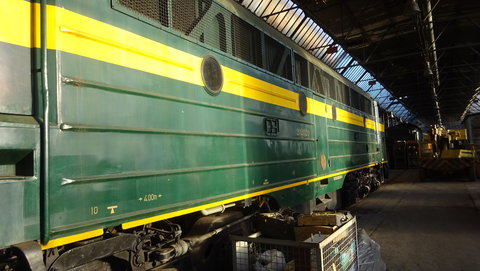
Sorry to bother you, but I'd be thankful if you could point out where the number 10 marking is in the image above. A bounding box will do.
[90,206,99,215]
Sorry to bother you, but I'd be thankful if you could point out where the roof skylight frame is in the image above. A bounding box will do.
[236,0,416,122]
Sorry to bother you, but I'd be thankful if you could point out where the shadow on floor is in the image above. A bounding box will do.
[348,169,480,271]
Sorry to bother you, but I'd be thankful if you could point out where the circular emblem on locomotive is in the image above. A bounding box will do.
[201,54,223,95]
[298,91,307,115]
[320,154,327,170]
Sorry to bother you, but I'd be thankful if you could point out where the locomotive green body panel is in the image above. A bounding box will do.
[0,115,40,248]
[47,53,319,239]
[0,0,386,248]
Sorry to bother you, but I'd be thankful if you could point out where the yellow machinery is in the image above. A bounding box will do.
[418,126,476,180]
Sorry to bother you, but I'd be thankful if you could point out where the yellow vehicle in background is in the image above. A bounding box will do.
[418,126,476,181]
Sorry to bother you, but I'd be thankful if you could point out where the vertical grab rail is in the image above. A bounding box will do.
[40,0,50,244]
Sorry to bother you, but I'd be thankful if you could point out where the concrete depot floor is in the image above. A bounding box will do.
[349,169,480,271]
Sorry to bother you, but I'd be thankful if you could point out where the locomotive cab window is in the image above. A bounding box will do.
[363,97,373,115]
[350,89,361,111]
[264,35,292,80]
[343,85,351,106]
[309,62,324,96]
[335,81,350,105]
[294,53,309,88]
[359,96,366,113]
[322,73,335,100]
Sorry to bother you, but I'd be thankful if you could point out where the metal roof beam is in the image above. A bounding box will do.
[288,14,308,38]
[270,3,297,32]
[471,18,480,31]
[366,87,385,93]
[342,1,373,45]
[375,69,424,80]
[299,23,323,49]
[354,70,368,84]
[256,0,274,16]
[344,18,412,37]
[340,58,355,75]
[439,62,480,72]
[399,110,411,119]
[348,42,480,66]
[434,14,480,24]
[439,76,476,85]
[470,47,480,58]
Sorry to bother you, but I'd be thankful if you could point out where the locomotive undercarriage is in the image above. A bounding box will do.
[341,165,386,207]
[0,208,254,271]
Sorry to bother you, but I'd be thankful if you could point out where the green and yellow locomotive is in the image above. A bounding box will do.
[0,0,387,269]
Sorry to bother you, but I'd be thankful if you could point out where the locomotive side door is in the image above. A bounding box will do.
[309,64,330,179]
[0,0,41,248]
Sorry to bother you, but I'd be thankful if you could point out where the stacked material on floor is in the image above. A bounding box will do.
[232,211,359,271]
[357,229,386,271]
[295,211,353,240]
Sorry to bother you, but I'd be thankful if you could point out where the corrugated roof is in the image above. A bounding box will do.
[461,87,480,120]
[291,0,480,128]
[237,0,416,121]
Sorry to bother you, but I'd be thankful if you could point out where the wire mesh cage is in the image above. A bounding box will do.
[113,0,263,61]
[231,217,358,271]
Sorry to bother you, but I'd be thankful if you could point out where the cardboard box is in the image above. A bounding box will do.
[294,225,337,241]
[297,212,345,226]
[255,213,296,240]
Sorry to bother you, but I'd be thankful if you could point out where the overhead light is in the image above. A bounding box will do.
[424,68,433,76]
[406,0,421,15]
[325,45,338,54]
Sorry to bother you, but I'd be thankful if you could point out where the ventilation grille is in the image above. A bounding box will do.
[114,0,263,60]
